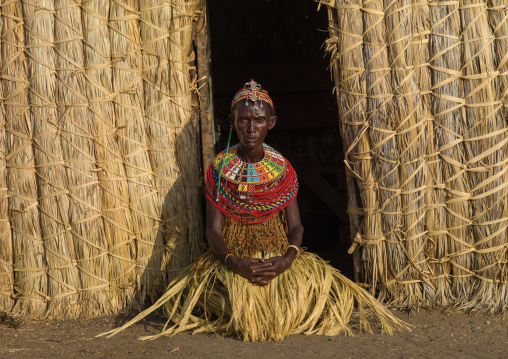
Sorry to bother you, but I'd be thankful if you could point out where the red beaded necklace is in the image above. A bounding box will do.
[206,144,298,223]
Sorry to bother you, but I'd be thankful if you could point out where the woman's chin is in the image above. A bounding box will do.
[240,141,262,149]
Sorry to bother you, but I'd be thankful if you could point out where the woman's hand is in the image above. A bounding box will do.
[251,251,296,286]
[227,256,265,283]
[228,252,296,286]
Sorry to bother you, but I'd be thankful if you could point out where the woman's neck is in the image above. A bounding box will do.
[237,144,264,163]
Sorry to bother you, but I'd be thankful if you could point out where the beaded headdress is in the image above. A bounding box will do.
[231,80,274,110]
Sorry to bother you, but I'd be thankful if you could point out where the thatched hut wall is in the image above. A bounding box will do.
[6,0,508,319]
[0,0,205,319]
[324,0,508,312]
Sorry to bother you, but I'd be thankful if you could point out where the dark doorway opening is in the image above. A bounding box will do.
[208,0,353,277]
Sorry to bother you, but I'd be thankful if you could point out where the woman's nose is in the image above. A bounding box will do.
[247,120,254,132]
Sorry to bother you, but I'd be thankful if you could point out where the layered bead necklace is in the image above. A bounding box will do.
[206,144,298,223]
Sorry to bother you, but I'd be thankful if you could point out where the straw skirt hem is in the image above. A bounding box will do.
[102,250,410,341]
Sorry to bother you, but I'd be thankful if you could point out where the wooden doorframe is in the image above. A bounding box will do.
[195,3,216,174]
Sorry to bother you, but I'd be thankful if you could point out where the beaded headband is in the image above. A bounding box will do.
[231,80,274,110]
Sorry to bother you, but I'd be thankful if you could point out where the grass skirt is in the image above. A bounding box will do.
[102,250,410,341]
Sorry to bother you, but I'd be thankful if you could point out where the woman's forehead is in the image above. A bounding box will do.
[235,102,271,117]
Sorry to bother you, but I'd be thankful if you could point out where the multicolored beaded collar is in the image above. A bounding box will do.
[206,144,298,223]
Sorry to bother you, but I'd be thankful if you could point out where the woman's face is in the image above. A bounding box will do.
[231,101,277,150]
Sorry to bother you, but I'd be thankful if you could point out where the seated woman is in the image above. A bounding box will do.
[104,80,408,341]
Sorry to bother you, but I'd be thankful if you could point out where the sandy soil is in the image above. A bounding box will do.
[1,310,506,359]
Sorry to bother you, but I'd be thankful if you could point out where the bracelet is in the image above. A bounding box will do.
[287,245,300,255]
[224,253,234,264]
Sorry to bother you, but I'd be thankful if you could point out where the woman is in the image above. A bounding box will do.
[104,80,408,341]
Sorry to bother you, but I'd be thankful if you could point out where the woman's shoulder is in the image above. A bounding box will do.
[211,144,240,169]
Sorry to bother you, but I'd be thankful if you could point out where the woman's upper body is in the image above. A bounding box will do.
[205,80,304,286]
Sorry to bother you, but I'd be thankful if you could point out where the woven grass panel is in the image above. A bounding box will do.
[0,0,204,319]
[323,0,508,312]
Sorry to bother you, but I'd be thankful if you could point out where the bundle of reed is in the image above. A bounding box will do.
[384,0,433,307]
[408,1,451,309]
[487,0,508,310]
[1,0,47,318]
[22,0,82,319]
[362,0,401,302]
[166,0,203,280]
[54,0,108,318]
[138,0,204,303]
[322,0,369,286]
[459,0,508,313]
[108,0,162,310]
[137,0,179,303]
[428,1,472,307]
[0,27,14,313]
[81,0,135,316]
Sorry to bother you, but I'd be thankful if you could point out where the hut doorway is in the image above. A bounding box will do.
[208,0,353,276]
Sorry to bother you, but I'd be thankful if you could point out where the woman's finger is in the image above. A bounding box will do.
[252,272,274,283]
[252,266,277,275]
[250,263,273,271]
[252,279,272,286]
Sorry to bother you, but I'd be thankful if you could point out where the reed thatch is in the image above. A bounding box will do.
[23,0,81,319]
[2,0,47,318]
[0,8,13,313]
[0,0,205,320]
[323,0,508,312]
[138,0,202,304]
[108,0,160,310]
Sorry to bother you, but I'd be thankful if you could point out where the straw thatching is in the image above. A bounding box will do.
[0,0,205,320]
[323,0,508,312]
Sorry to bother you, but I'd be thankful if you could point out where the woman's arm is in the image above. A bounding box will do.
[206,200,266,283]
[283,197,305,260]
[205,200,231,261]
[246,198,304,284]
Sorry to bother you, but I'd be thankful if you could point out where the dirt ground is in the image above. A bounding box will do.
[1,309,506,359]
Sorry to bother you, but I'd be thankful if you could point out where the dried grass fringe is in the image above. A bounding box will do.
[100,250,410,341]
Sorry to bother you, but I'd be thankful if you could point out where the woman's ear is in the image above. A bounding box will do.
[228,114,234,128]
[268,115,277,130]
